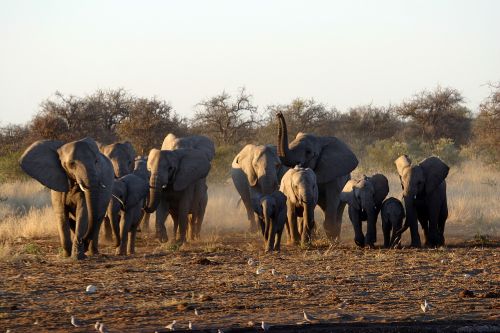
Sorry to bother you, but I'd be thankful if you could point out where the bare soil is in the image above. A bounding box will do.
[1,232,499,333]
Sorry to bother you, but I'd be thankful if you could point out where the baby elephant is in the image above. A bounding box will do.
[381,197,405,248]
[107,174,149,255]
[252,191,287,252]
[280,166,318,246]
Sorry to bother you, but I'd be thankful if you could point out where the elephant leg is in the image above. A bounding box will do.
[176,202,190,244]
[426,200,443,248]
[103,216,113,241]
[52,191,72,257]
[287,204,299,244]
[73,196,88,260]
[265,224,274,253]
[128,226,137,255]
[381,216,391,249]
[155,199,169,243]
[417,209,430,246]
[117,213,129,255]
[437,200,448,246]
[187,214,195,241]
[323,177,348,241]
[349,208,364,247]
[196,193,208,239]
[301,204,314,246]
[140,212,151,232]
[275,228,283,252]
[232,168,258,232]
[365,211,378,248]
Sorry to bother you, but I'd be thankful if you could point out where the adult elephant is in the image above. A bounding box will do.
[276,112,358,241]
[231,144,288,231]
[19,138,114,259]
[340,174,389,248]
[144,148,211,244]
[393,155,449,248]
[161,134,214,240]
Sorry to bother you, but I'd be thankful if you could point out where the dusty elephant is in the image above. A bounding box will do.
[231,144,288,232]
[393,155,449,247]
[144,148,211,244]
[107,174,149,255]
[280,166,318,246]
[161,134,214,240]
[19,138,114,259]
[340,174,389,248]
[100,141,137,240]
[380,197,405,248]
[251,191,287,252]
[276,112,358,241]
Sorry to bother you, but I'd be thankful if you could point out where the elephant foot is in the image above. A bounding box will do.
[354,236,365,248]
[61,248,71,258]
[72,251,87,260]
[366,243,375,249]
[409,242,422,248]
[115,248,126,256]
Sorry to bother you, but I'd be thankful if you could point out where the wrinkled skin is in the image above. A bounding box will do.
[100,141,136,240]
[340,174,389,248]
[252,191,287,252]
[107,174,148,255]
[231,144,288,232]
[19,138,114,259]
[144,148,211,244]
[394,155,449,248]
[280,166,318,246]
[380,197,405,248]
[277,112,358,242]
[161,134,214,240]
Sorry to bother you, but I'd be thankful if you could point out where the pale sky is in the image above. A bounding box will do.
[1,0,499,125]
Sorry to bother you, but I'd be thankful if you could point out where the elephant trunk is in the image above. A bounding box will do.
[277,112,295,166]
[144,174,161,213]
[301,202,313,245]
[82,185,100,240]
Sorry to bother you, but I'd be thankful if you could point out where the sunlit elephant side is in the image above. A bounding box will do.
[19,138,114,259]
[393,155,449,247]
[231,144,288,231]
[161,134,214,240]
[279,166,318,246]
[107,174,148,255]
[340,174,389,248]
[276,112,358,241]
[144,148,211,244]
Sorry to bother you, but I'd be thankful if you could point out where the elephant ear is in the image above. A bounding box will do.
[19,140,69,192]
[80,137,101,156]
[370,174,389,206]
[395,155,411,177]
[122,141,137,159]
[251,196,263,217]
[279,169,296,205]
[235,145,258,187]
[122,174,148,207]
[419,156,449,194]
[315,137,358,184]
[161,133,177,150]
[173,149,211,192]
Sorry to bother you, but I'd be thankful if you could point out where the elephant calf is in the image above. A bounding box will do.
[107,174,149,255]
[381,197,405,248]
[340,174,389,248]
[252,191,287,252]
[280,166,318,246]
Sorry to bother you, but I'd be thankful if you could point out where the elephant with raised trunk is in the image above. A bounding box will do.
[393,155,449,248]
[252,191,287,252]
[161,134,214,240]
[144,148,211,244]
[340,174,389,248]
[20,138,114,259]
[276,112,358,241]
[280,166,318,246]
[107,174,149,255]
[231,144,288,232]
[380,197,405,248]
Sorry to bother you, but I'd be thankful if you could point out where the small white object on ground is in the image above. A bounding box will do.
[248,258,256,266]
[70,315,81,327]
[261,321,270,331]
[271,269,276,276]
[95,321,100,330]
[188,321,193,330]
[86,285,97,294]
[165,320,176,330]
[194,308,200,316]
[421,300,432,312]
[256,267,265,275]
[303,310,317,322]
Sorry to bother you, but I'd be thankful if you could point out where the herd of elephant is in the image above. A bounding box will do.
[19,112,450,259]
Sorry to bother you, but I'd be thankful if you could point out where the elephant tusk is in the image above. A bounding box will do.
[78,183,89,192]
[162,184,167,189]
[413,195,417,200]
[100,182,106,189]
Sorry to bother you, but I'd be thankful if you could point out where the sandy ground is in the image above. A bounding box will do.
[0,229,499,333]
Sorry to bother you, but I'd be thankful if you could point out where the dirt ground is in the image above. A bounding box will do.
[1,231,499,333]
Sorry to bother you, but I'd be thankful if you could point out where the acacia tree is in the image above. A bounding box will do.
[116,97,187,155]
[473,83,500,164]
[192,88,259,146]
[395,86,472,145]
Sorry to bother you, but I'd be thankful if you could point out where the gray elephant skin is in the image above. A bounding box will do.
[100,141,137,240]
[394,155,449,247]
[380,197,405,248]
[107,174,149,255]
[277,112,358,241]
[280,166,318,246]
[340,174,389,248]
[144,148,211,244]
[19,138,114,259]
[161,134,214,240]
[231,144,288,231]
[252,191,287,252]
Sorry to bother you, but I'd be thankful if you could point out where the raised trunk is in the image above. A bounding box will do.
[277,112,294,166]
[144,174,161,213]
